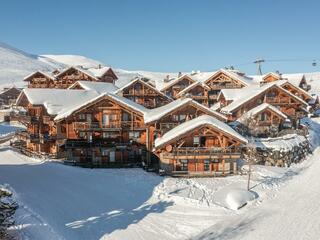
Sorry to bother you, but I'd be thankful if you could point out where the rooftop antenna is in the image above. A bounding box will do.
[254,58,265,75]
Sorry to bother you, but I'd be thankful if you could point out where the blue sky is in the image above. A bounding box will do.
[0,0,319,74]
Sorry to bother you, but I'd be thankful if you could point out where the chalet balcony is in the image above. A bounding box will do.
[73,122,121,131]
[163,147,242,160]
[210,84,240,90]
[191,95,208,99]
[265,97,291,104]
[121,121,145,129]
[123,90,158,96]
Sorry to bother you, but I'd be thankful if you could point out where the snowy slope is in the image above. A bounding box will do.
[41,54,105,69]
[0,42,64,88]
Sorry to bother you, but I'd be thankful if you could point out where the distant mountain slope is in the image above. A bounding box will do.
[0,42,65,87]
[41,54,105,69]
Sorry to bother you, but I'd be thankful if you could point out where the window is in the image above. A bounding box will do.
[122,112,130,121]
[179,115,186,121]
[180,160,188,171]
[101,149,109,156]
[79,114,86,120]
[109,151,115,162]
[172,115,179,122]
[79,132,86,138]
[204,160,210,171]
[129,131,140,139]
[193,136,200,146]
[102,114,110,126]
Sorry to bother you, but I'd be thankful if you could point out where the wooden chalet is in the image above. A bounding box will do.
[235,103,288,137]
[279,81,313,103]
[117,78,172,109]
[261,72,281,83]
[24,66,118,89]
[15,89,100,156]
[55,93,150,167]
[154,115,247,176]
[203,69,251,105]
[220,83,309,126]
[54,67,99,88]
[175,82,210,106]
[24,71,56,88]
[0,87,22,107]
[161,75,195,99]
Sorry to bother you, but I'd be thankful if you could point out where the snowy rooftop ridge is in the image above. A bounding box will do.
[68,81,119,94]
[144,98,227,124]
[116,77,171,100]
[55,92,150,121]
[18,88,100,116]
[237,103,288,123]
[154,115,248,148]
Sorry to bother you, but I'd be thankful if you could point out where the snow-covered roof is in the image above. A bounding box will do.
[154,115,248,148]
[144,98,226,124]
[68,81,119,94]
[55,92,150,121]
[176,81,210,97]
[116,77,171,100]
[160,74,195,91]
[18,88,100,116]
[23,70,56,81]
[204,69,254,87]
[221,83,308,114]
[87,67,112,78]
[218,89,239,102]
[237,103,287,123]
[55,66,98,80]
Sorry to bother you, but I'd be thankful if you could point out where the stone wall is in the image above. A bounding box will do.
[248,134,310,167]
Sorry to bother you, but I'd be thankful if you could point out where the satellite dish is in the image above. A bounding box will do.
[165,144,173,152]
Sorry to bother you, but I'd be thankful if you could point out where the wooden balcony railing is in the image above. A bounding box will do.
[163,147,242,159]
[73,122,121,130]
[121,121,144,129]
[265,97,290,104]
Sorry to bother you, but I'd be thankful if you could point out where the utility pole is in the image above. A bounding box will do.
[254,58,265,75]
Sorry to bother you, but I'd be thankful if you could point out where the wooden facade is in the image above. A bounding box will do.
[119,79,172,109]
[54,67,98,89]
[24,71,55,88]
[204,70,247,105]
[161,75,195,99]
[0,87,21,107]
[176,82,210,106]
[261,72,281,83]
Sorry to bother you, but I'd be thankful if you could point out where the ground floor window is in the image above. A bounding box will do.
[204,160,210,171]
[180,160,188,171]
[101,149,109,156]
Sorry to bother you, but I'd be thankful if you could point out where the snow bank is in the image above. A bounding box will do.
[225,189,257,210]
[255,134,307,152]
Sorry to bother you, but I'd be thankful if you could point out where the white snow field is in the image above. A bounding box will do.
[0,118,320,239]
